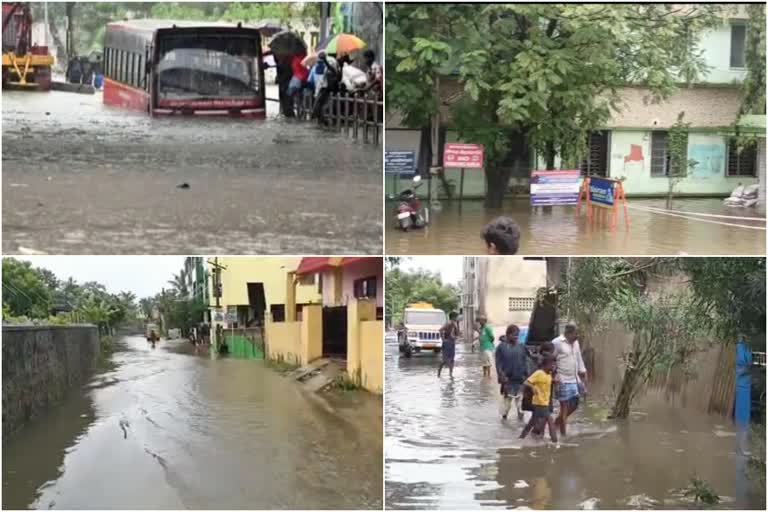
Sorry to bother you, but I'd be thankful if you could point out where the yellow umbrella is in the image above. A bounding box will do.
[320,33,366,55]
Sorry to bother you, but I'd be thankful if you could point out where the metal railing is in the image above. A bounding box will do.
[295,90,382,144]
[754,351,766,367]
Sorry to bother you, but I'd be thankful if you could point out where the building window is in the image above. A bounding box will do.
[727,140,757,177]
[508,297,535,312]
[730,23,746,68]
[650,131,682,177]
[270,304,286,322]
[353,276,377,299]
[580,131,609,177]
[298,273,315,286]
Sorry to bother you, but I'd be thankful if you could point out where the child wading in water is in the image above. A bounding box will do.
[520,355,558,443]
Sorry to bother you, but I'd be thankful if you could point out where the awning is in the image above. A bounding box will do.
[296,257,370,275]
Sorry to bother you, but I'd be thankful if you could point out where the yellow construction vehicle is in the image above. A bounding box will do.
[2,2,54,90]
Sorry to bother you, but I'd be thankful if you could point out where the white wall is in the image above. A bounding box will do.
[480,258,547,341]
[699,23,748,84]
[609,130,757,195]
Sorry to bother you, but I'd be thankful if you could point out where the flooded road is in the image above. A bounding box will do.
[3,335,383,510]
[2,88,382,254]
[385,198,766,255]
[384,337,765,509]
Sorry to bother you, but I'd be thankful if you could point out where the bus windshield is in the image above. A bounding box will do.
[157,34,260,100]
[404,310,446,326]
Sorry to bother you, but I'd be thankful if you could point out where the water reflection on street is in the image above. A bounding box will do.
[384,338,765,510]
[385,198,765,255]
[2,88,382,254]
[2,335,383,510]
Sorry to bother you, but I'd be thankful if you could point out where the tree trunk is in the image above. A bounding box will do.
[611,361,641,419]
[65,3,74,61]
[545,142,557,170]
[47,18,68,68]
[484,164,512,208]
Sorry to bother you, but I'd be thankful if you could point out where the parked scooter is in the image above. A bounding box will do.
[391,175,429,231]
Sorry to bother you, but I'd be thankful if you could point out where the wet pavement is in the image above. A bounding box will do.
[2,335,383,510]
[2,87,382,254]
[385,198,766,255]
[384,336,765,509]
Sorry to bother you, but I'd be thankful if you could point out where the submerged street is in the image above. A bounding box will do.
[2,88,382,255]
[384,338,765,510]
[385,198,766,255]
[2,335,383,510]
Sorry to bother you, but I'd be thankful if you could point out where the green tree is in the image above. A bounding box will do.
[2,258,52,319]
[560,257,765,418]
[167,269,189,296]
[385,266,459,325]
[741,4,766,116]
[387,4,725,206]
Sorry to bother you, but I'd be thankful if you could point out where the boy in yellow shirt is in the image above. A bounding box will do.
[520,356,558,443]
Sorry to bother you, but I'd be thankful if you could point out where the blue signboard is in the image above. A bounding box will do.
[530,170,581,206]
[385,151,416,175]
[589,177,615,207]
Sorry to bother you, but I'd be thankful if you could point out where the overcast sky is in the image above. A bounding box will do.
[13,256,186,298]
[399,256,463,285]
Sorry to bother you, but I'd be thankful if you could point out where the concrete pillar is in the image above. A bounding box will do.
[347,298,376,384]
[286,271,297,322]
[301,304,323,365]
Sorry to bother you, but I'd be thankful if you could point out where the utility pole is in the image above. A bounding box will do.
[206,257,227,354]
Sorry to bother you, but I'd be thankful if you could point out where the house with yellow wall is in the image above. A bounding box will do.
[206,257,322,328]
[264,257,384,394]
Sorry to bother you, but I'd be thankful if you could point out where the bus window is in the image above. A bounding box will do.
[156,34,260,101]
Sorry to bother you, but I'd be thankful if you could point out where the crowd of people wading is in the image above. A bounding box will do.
[439,315,588,444]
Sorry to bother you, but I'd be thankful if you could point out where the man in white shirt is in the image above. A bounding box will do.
[552,323,587,437]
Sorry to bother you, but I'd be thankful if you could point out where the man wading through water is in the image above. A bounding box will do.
[496,325,529,420]
[438,312,460,378]
[552,323,587,437]
[478,316,495,378]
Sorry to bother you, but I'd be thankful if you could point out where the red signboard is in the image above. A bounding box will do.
[443,143,484,169]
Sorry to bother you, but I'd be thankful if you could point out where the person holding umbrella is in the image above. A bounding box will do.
[269,31,308,118]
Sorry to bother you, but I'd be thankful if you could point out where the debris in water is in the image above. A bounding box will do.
[712,429,736,438]
[624,494,659,508]
[17,246,47,255]
[8,183,29,187]
[177,182,190,189]
[513,480,529,489]
[45,112,50,116]
[579,497,600,509]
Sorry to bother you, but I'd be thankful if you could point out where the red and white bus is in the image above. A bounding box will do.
[103,20,265,117]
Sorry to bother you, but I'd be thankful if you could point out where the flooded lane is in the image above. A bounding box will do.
[2,88,382,254]
[384,337,764,510]
[3,335,383,510]
[385,198,766,255]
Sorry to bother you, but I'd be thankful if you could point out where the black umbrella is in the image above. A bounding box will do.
[254,20,286,37]
[268,31,307,57]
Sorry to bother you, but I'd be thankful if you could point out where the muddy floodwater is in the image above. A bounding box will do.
[384,338,765,510]
[2,87,382,254]
[385,198,766,255]
[3,335,383,510]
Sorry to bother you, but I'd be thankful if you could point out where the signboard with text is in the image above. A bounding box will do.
[443,143,484,169]
[385,151,416,175]
[588,177,615,208]
[530,170,581,206]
